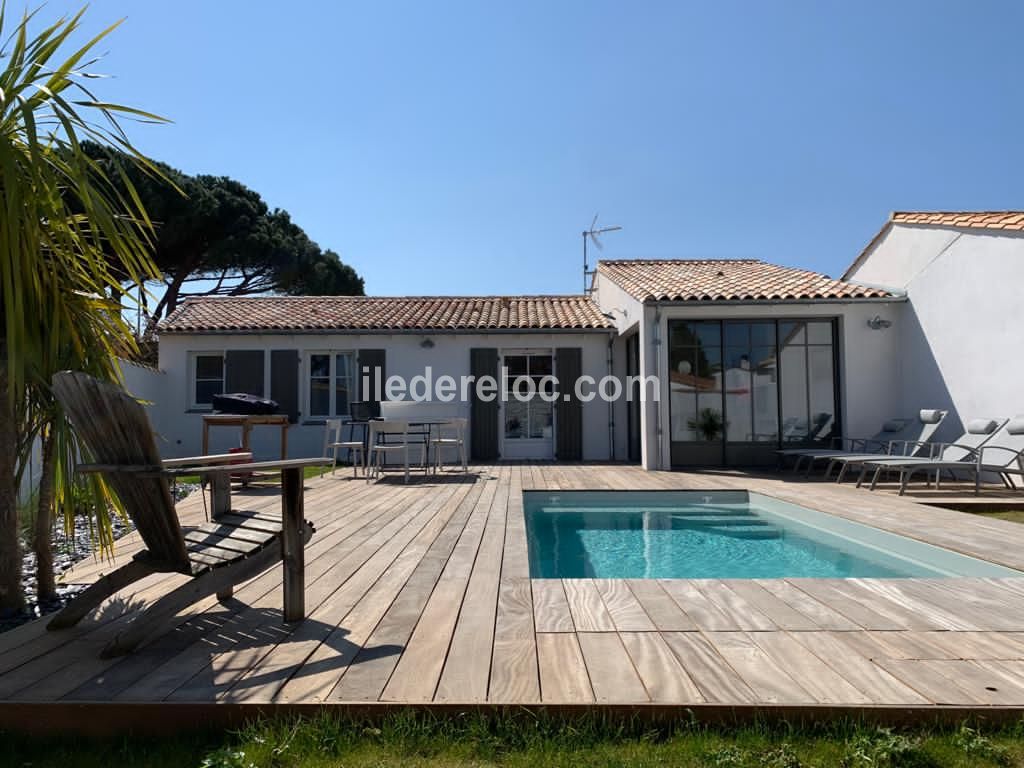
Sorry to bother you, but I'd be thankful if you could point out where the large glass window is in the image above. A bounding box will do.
[668,321,723,442]
[723,321,779,443]
[668,318,838,461]
[779,321,837,442]
[307,351,355,418]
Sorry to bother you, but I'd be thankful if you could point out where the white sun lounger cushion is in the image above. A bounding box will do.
[1006,417,1024,435]
[966,418,1000,434]
[919,409,945,424]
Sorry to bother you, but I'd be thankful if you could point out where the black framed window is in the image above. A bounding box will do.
[668,318,839,464]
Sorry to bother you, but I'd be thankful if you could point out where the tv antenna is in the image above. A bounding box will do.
[582,214,622,292]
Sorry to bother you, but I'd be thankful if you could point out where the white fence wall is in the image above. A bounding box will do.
[18,360,168,503]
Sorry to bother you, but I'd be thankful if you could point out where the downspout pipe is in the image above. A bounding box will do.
[607,334,615,461]
[652,308,662,470]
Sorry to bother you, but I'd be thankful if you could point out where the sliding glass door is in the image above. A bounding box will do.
[668,318,839,466]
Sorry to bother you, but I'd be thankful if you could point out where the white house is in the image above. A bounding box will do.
[152,210,1024,471]
[157,296,616,462]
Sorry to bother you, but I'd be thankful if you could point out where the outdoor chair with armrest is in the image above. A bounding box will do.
[47,371,329,658]
[856,417,1007,489]
[858,417,1021,494]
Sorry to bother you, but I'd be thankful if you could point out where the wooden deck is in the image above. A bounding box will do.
[5,463,1024,731]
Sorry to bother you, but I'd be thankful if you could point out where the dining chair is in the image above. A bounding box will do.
[323,418,365,477]
[431,417,468,474]
[367,419,423,483]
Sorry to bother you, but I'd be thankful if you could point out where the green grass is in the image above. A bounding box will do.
[5,712,1024,768]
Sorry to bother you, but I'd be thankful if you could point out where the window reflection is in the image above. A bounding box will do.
[668,321,723,442]
[669,319,837,452]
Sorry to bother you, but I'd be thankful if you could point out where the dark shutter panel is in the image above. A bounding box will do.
[555,347,583,461]
[470,348,499,460]
[224,350,265,396]
[270,350,300,423]
[357,349,386,406]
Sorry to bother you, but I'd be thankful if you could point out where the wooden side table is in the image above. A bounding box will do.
[201,414,290,460]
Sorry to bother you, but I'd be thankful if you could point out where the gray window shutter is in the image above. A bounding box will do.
[470,348,499,460]
[270,350,300,423]
[555,347,583,461]
[357,348,386,405]
[224,350,265,396]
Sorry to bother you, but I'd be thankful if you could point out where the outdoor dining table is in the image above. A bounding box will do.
[363,418,451,474]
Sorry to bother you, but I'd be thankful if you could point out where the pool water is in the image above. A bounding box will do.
[524,490,1021,579]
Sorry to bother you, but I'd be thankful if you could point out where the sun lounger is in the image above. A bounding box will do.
[855,417,1008,491]
[775,410,947,476]
[860,416,1024,494]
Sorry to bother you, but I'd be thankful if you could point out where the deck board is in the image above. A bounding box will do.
[6,462,1024,720]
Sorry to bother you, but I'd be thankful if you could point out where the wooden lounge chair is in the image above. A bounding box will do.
[47,371,329,658]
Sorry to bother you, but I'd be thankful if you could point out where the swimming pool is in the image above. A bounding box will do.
[524,490,1021,579]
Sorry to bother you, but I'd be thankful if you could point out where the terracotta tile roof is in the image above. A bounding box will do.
[891,211,1024,232]
[597,259,895,303]
[160,295,613,333]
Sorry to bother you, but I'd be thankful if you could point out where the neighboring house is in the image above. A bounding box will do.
[158,296,616,461]
[154,210,1024,471]
[843,211,1024,435]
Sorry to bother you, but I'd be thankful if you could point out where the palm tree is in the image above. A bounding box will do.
[0,7,168,612]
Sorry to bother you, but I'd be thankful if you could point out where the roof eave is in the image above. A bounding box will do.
[159,326,616,336]
[646,294,905,307]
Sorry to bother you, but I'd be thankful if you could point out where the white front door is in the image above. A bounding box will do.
[500,351,554,460]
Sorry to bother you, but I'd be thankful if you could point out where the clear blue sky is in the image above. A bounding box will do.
[41,1,1024,296]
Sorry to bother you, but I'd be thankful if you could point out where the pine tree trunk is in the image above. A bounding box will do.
[33,428,56,603]
[0,361,24,613]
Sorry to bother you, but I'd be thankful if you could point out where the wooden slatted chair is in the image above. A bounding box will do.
[48,371,329,658]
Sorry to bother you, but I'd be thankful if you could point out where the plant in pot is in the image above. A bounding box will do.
[687,408,727,441]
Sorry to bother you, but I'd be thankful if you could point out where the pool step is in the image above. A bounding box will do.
[669,514,771,527]
[706,526,783,540]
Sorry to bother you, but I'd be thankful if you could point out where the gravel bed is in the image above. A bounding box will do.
[0,482,200,633]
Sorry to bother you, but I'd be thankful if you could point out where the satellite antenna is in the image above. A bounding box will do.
[582,214,622,292]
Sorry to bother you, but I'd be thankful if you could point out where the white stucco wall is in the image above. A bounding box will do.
[156,331,615,462]
[592,273,647,464]
[847,225,1024,435]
